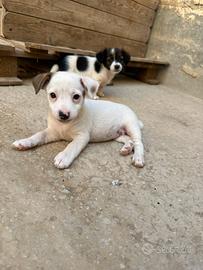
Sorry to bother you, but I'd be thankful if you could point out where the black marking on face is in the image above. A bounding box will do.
[58,56,69,71]
[96,48,130,71]
[96,48,113,70]
[94,60,102,73]
[115,48,130,67]
[76,56,88,71]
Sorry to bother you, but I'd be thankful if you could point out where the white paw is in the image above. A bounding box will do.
[132,154,145,168]
[120,144,133,156]
[54,151,71,169]
[93,95,99,100]
[12,139,32,150]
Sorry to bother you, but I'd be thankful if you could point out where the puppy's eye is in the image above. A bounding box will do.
[50,92,56,99]
[73,94,81,101]
[108,56,113,61]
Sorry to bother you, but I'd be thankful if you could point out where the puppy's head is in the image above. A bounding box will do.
[33,72,99,122]
[96,48,130,73]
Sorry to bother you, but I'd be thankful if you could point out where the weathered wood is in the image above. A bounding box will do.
[136,68,160,84]
[0,55,22,85]
[0,55,17,76]
[124,57,168,85]
[71,0,156,26]
[17,58,55,78]
[132,0,159,10]
[130,57,169,66]
[25,42,96,56]
[2,12,147,57]
[0,76,22,85]
[2,0,150,43]
[0,36,14,51]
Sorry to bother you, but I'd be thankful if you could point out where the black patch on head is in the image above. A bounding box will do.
[76,56,88,71]
[58,56,69,71]
[94,60,102,73]
[96,48,130,71]
[96,48,107,64]
[115,48,130,67]
[96,48,114,70]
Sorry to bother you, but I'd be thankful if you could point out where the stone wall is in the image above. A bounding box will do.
[147,0,203,99]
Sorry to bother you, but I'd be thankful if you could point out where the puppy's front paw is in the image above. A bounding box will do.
[54,151,71,169]
[97,92,105,97]
[132,155,145,168]
[12,139,32,151]
[93,95,99,100]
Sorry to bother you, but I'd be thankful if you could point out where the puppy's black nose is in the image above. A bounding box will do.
[59,111,70,121]
[115,64,120,70]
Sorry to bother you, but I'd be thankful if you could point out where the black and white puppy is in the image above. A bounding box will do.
[51,48,130,98]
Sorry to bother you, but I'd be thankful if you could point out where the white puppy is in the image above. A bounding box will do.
[13,72,144,169]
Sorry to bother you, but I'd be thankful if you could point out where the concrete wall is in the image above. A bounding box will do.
[147,0,203,99]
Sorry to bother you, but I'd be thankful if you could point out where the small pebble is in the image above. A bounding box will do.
[111,179,122,186]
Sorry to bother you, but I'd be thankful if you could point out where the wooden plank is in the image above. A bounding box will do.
[2,12,147,57]
[0,55,17,76]
[0,7,2,35]
[2,0,150,43]
[71,0,155,26]
[124,66,161,85]
[132,0,159,10]
[0,77,22,85]
[131,56,169,66]
[17,58,55,78]
[0,36,14,51]
[25,42,96,56]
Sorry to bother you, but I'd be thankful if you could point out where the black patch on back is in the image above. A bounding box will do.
[58,56,69,71]
[94,60,102,73]
[76,56,88,71]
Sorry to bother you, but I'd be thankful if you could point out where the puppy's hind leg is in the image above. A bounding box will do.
[115,135,134,156]
[126,122,145,168]
[12,128,58,150]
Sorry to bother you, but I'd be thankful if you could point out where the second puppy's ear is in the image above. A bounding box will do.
[80,77,99,99]
[96,48,107,64]
[32,72,52,94]
[121,49,131,65]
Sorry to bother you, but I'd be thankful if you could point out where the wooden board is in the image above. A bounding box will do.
[0,77,22,85]
[2,0,150,43]
[132,0,159,10]
[0,36,14,51]
[2,12,147,57]
[70,0,156,26]
[25,42,96,56]
[131,56,169,66]
[0,56,17,76]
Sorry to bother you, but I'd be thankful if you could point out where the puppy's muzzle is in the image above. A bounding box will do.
[114,64,122,73]
[59,111,70,121]
[115,64,120,70]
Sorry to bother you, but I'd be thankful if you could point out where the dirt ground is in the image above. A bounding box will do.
[0,78,202,270]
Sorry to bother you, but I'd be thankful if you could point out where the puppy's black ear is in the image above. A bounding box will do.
[32,72,52,94]
[121,49,131,65]
[96,48,107,63]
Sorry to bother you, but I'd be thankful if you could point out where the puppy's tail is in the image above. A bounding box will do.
[50,64,59,73]
[138,120,144,129]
